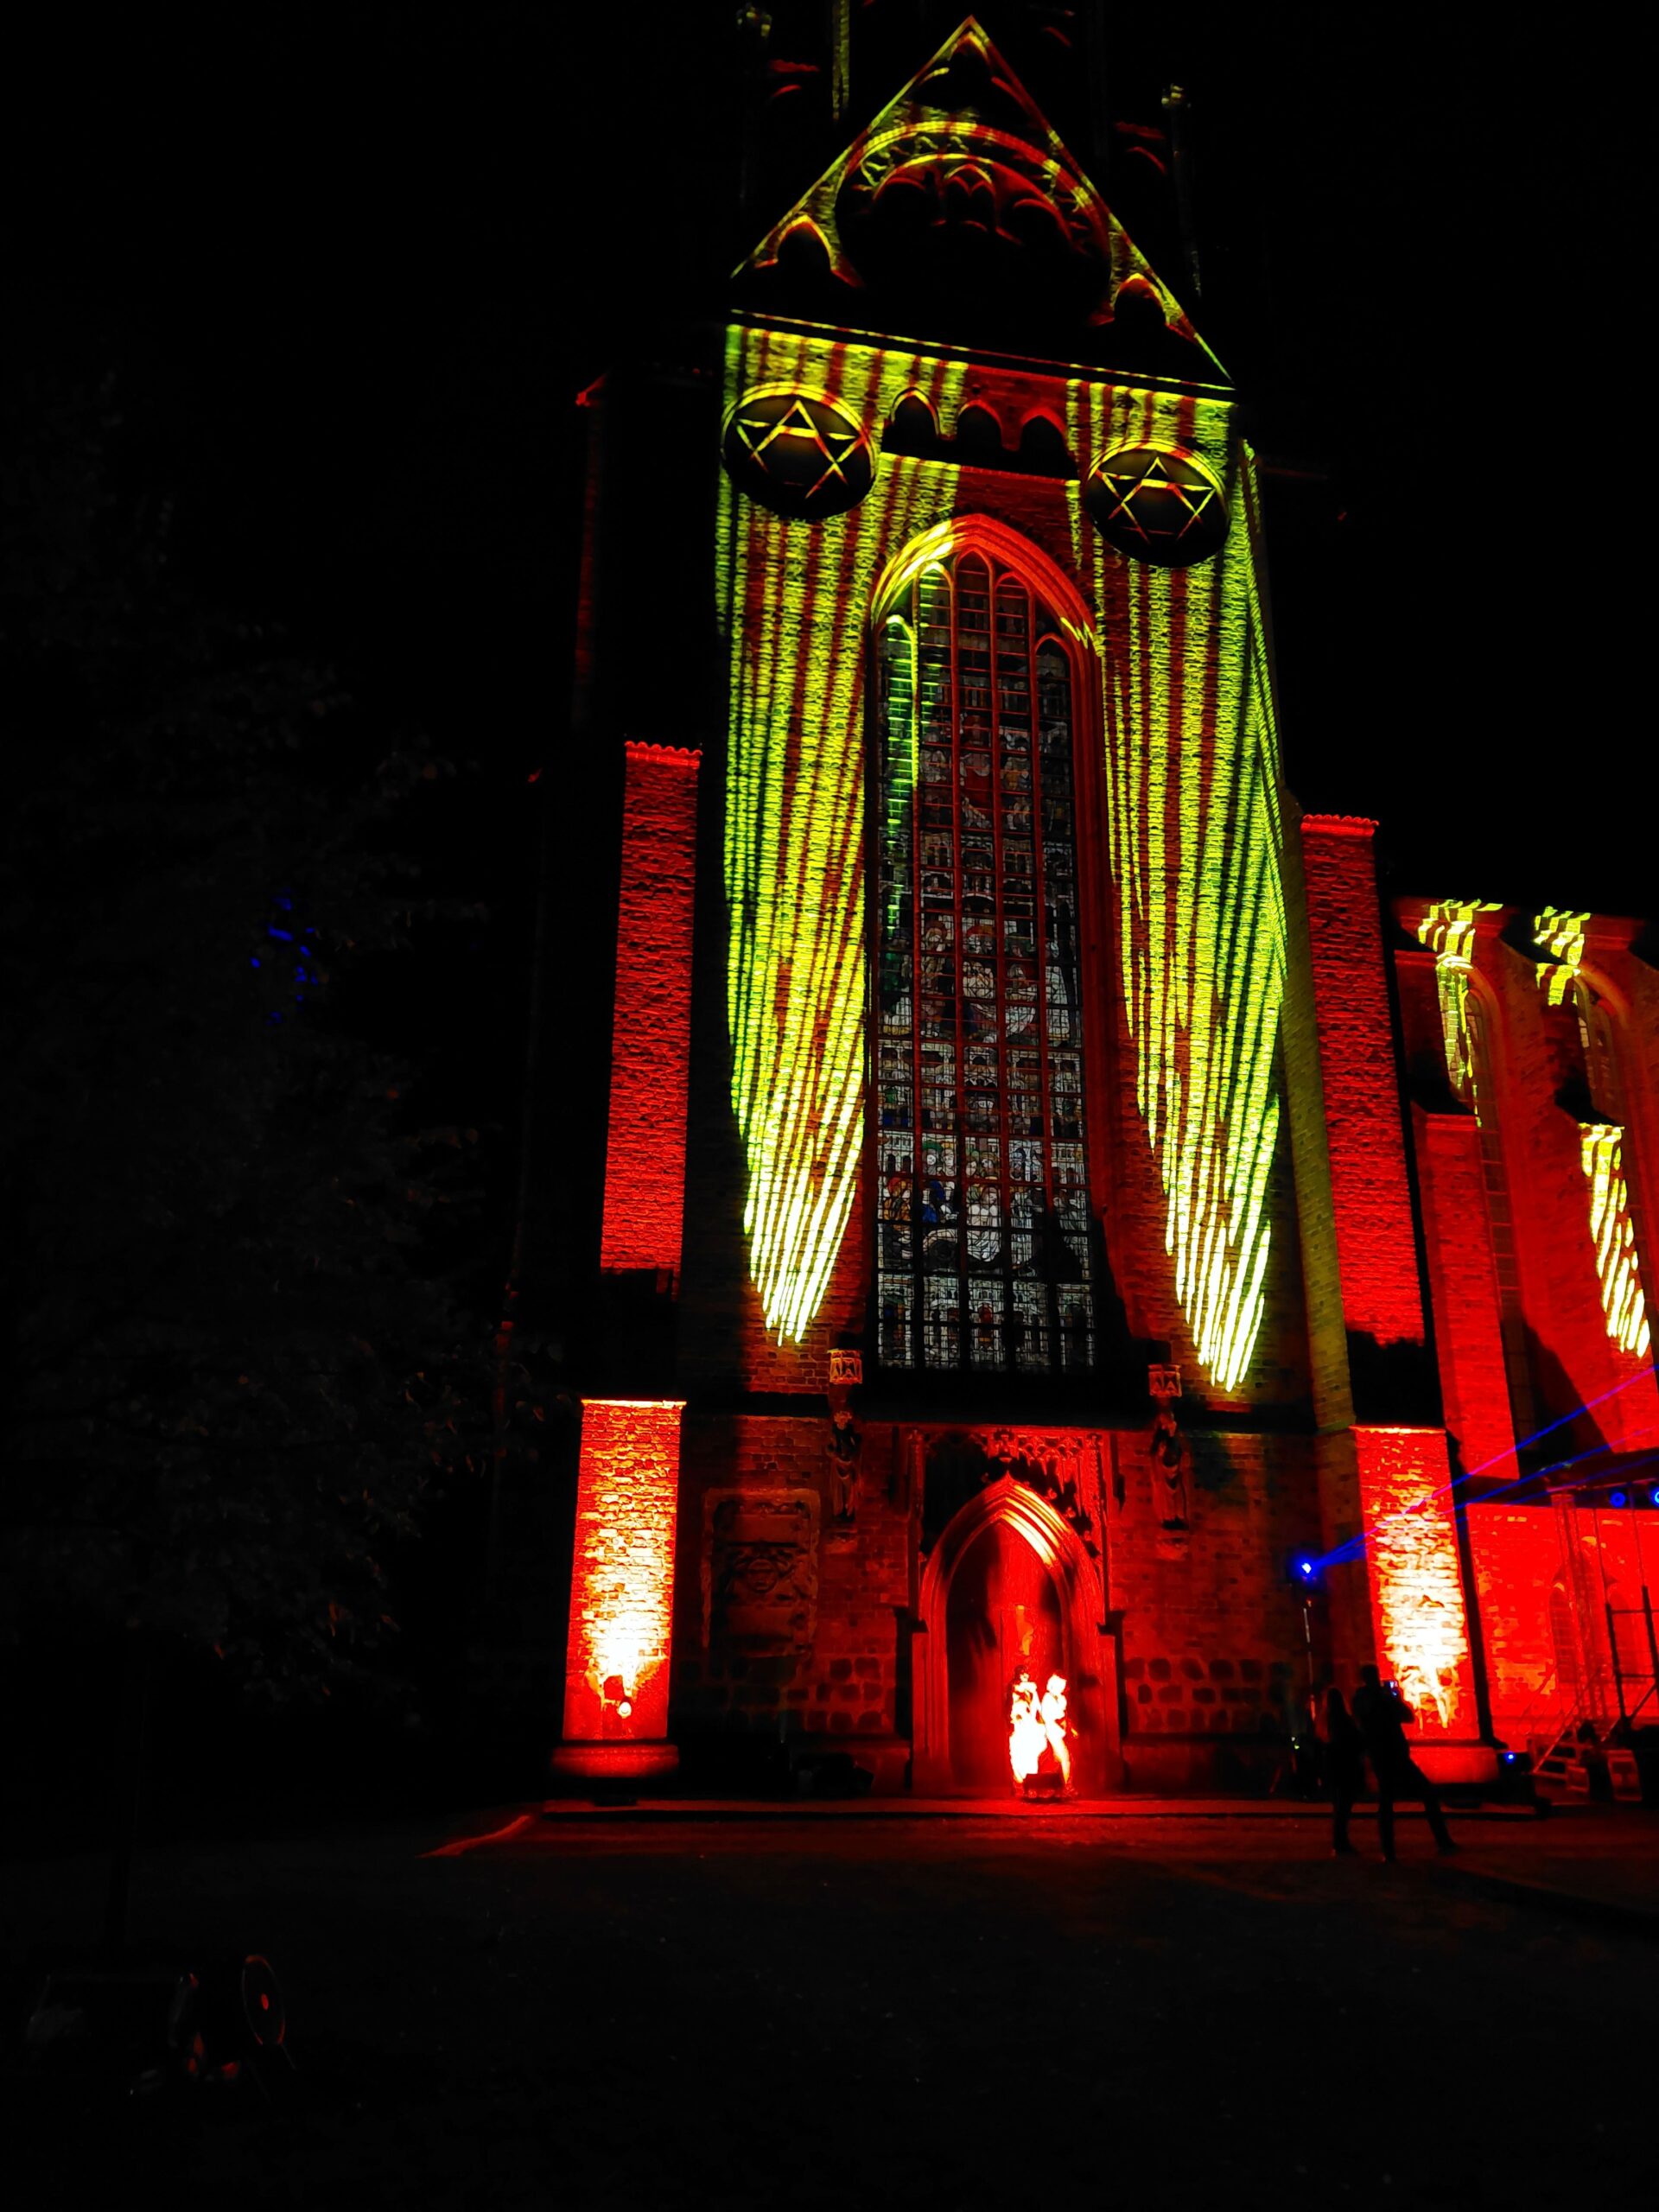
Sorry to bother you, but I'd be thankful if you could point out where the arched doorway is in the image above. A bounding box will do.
[912,1473,1122,1795]
[945,1518,1065,1789]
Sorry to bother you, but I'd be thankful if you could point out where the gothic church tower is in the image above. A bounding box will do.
[548,14,1492,1796]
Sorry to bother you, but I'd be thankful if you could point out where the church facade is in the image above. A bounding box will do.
[545,17,1657,1795]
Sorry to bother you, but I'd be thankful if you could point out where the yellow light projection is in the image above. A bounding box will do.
[718,346,1283,1382]
[1416,899,1499,1112]
[716,326,965,1341]
[1534,906,1590,1007]
[1580,1124,1651,1357]
[738,17,1223,378]
[1064,383,1284,1393]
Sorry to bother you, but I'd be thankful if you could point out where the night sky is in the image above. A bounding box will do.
[17,1,1649,947]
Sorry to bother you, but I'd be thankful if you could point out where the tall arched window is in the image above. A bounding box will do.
[873,544,1095,1372]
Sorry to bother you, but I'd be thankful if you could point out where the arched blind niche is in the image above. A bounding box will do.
[874,547,1095,1373]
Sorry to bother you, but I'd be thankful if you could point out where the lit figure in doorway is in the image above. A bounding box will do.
[1008,1666,1045,1789]
[1040,1674,1072,1791]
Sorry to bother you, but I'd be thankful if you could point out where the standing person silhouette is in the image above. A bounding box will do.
[1039,1673,1073,1793]
[1313,1685,1365,1856]
[1351,1663,1457,1859]
[1008,1667,1044,1792]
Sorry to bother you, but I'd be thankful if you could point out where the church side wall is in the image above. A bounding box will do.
[1394,906,1658,1459]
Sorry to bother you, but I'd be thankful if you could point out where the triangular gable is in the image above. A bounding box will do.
[734,16,1226,382]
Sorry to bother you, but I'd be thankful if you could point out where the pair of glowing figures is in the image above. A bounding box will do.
[1008,1666,1071,1792]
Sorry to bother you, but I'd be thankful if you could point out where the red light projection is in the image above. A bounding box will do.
[556,1398,684,1780]
[599,745,701,1281]
[1414,1111,1517,1481]
[1300,819,1429,1353]
[1352,1427,1477,1746]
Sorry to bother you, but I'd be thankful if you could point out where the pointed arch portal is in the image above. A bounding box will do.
[912,1474,1122,1795]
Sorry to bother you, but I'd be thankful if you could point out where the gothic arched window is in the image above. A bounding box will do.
[873,544,1096,1372]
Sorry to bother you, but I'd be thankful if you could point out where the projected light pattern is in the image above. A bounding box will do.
[718,334,1281,1382]
[1354,1428,1472,1736]
[1065,387,1284,1392]
[1417,900,1499,1111]
[739,18,1220,376]
[1580,1124,1651,1357]
[1535,906,1590,1008]
[717,325,965,1341]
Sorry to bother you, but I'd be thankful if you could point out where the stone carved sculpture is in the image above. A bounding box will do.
[703,1491,819,1650]
[825,1348,863,1524]
[826,1413,861,1522]
[1149,1405,1189,1530]
[918,1427,1097,1558]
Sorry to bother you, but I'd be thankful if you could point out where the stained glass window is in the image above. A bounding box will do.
[874,549,1096,1373]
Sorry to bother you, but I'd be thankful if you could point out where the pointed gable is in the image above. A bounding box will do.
[734,16,1225,383]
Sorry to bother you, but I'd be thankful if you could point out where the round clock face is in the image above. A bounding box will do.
[721,386,875,520]
[1082,444,1227,566]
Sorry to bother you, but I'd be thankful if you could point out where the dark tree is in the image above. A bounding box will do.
[0,373,489,1707]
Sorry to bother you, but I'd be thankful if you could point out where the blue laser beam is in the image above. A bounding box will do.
[1314,1362,1658,1570]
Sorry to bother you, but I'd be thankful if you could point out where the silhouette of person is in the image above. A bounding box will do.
[1008,1666,1043,1791]
[1039,1674,1073,1793]
[1313,1685,1365,1856]
[1351,1662,1456,1859]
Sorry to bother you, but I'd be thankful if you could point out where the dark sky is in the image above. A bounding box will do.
[16,2,1649,920]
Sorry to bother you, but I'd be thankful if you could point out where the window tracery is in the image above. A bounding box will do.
[874,548,1095,1372]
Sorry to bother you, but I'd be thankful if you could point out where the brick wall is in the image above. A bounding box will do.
[1352,1426,1478,1743]
[1299,819,1427,1364]
[1278,806,1356,1432]
[1106,1425,1325,1788]
[1465,1503,1561,1743]
[672,1414,910,1745]
[1412,1108,1516,1480]
[598,744,701,1280]
[562,1399,684,1747]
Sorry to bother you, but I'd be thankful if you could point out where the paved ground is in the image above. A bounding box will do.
[5,1804,1656,2208]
